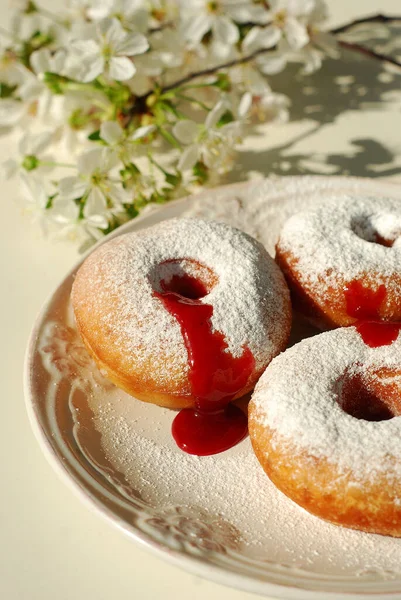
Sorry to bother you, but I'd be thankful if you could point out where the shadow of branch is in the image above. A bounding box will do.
[229,26,401,181]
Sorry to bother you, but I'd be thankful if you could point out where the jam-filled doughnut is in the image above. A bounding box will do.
[275,195,401,330]
[249,326,401,537]
[72,218,291,454]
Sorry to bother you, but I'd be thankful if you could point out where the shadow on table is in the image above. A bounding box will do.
[229,24,401,181]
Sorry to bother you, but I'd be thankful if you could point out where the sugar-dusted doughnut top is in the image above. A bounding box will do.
[250,326,401,484]
[277,195,401,303]
[71,217,290,391]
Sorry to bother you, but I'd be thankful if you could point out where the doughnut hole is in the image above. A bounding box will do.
[337,367,401,422]
[148,258,218,300]
[351,212,401,248]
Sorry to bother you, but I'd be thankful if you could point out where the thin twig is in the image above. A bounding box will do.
[338,40,401,69]
[330,14,401,35]
[161,47,271,93]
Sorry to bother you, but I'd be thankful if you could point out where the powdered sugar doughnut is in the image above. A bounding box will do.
[249,326,401,537]
[276,195,401,329]
[72,218,291,410]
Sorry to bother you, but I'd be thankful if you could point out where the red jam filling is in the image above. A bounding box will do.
[344,280,400,347]
[155,273,254,456]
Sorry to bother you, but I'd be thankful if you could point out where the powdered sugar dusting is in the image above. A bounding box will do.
[82,391,401,575]
[183,177,401,257]
[251,326,401,482]
[72,218,290,380]
[277,195,401,300]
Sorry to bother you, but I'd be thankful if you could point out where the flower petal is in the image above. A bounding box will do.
[212,16,239,46]
[51,196,80,223]
[30,48,51,74]
[99,18,122,44]
[19,173,48,208]
[77,147,105,176]
[0,99,26,126]
[2,159,18,179]
[70,39,101,55]
[242,25,280,53]
[173,120,198,145]
[84,186,107,217]
[86,214,109,230]
[257,52,288,75]
[205,100,228,129]
[80,55,105,82]
[182,14,211,45]
[178,144,199,172]
[238,92,252,119]
[130,124,156,141]
[284,18,309,50]
[100,121,124,145]
[109,56,136,80]
[58,176,87,201]
[115,31,149,56]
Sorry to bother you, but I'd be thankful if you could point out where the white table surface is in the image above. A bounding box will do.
[1,1,401,599]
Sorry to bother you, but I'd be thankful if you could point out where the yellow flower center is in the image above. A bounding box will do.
[207,1,219,14]
[274,9,287,28]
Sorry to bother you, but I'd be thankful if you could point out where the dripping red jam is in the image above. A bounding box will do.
[344,280,400,347]
[155,272,254,456]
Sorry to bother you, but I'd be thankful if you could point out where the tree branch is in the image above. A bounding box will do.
[338,40,401,70]
[161,47,272,93]
[330,14,401,35]
[128,12,401,117]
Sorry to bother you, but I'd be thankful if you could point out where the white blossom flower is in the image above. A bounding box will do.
[10,7,44,42]
[100,120,155,162]
[87,0,150,33]
[2,131,53,179]
[0,46,26,87]
[180,0,240,59]
[0,98,27,129]
[69,18,149,82]
[19,172,50,235]
[48,196,98,243]
[262,0,318,52]
[223,0,270,24]
[58,147,128,228]
[173,96,249,172]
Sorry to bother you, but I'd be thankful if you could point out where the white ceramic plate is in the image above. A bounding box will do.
[25,176,401,599]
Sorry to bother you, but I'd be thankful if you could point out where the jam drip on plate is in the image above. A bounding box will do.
[344,280,400,347]
[155,273,255,456]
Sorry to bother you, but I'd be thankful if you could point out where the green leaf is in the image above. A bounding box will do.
[0,83,17,99]
[213,73,231,92]
[165,171,182,187]
[217,110,234,127]
[88,130,101,141]
[124,203,139,219]
[45,192,57,210]
[192,161,208,184]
